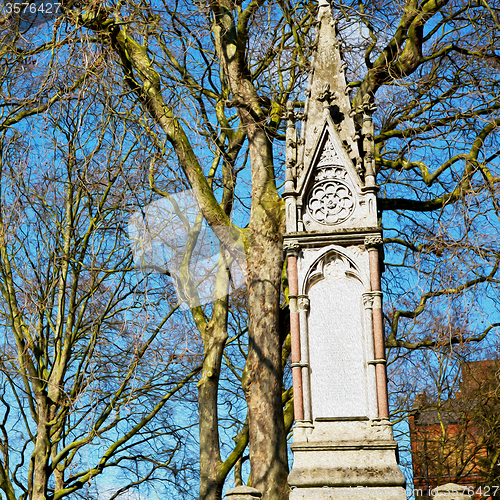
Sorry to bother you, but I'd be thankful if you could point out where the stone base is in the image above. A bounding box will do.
[288,419,406,500]
[290,486,406,500]
[225,486,262,499]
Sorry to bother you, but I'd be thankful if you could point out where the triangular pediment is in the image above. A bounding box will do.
[297,120,360,199]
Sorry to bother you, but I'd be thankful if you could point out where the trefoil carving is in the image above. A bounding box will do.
[317,135,342,167]
[314,166,347,182]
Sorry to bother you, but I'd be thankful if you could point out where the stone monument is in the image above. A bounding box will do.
[283,2,407,499]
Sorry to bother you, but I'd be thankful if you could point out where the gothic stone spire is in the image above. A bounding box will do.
[284,1,378,235]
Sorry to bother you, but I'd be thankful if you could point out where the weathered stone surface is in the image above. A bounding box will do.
[299,1,360,182]
[288,420,405,491]
[287,0,378,234]
[307,419,395,443]
[308,271,367,418]
[225,485,262,499]
[290,486,406,500]
[286,2,405,500]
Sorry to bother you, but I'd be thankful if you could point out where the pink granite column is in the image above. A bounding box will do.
[367,236,389,419]
[287,243,304,421]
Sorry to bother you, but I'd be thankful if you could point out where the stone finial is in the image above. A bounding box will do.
[317,83,336,109]
[432,484,473,500]
[225,486,262,500]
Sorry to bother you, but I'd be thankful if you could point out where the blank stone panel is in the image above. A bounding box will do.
[308,276,368,418]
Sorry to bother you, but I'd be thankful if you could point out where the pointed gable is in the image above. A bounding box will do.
[284,1,378,234]
[300,123,362,231]
[297,121,359,197]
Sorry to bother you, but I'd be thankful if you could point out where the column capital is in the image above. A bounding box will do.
[363,290,383,309]
[298,295,310,311]
[284,241,300,255]
[364,235,383,249]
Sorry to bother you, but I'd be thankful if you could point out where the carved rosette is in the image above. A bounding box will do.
[306,179,355,225]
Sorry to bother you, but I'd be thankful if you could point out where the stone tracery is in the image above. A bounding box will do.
[306,179,355,225]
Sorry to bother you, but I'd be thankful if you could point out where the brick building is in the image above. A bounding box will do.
[409,360,500,499]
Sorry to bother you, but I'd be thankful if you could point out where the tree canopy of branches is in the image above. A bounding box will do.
[0,0,499,499]
[394,348,500,497]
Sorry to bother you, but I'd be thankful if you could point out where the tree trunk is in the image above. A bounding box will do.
[198,263,230,500]
[243,127,288,500]
[198,333,226,500]
[245,236,288,500]
[30,399,52,500]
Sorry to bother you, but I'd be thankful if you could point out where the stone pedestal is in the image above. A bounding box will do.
[290,487,405,500]
[289,420,406,500]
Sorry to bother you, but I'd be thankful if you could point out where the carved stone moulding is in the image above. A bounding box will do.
[288,420,406,500]
[316,135,343,167]
[305,250,362,290]
[284,228,382,249]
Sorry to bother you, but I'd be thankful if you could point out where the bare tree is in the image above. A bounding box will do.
[0,67,204,499]
[393,341,500,498]
[1,0,500,499]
